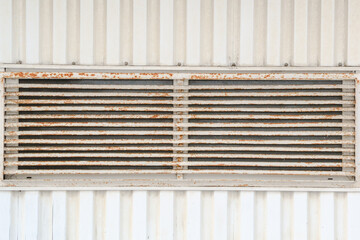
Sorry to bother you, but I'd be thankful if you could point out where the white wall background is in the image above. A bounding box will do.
[1,190,360,240]
[0,0,360,66]
[1,0,360,239]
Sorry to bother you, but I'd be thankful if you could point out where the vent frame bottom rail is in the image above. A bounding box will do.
[0,71,358,188]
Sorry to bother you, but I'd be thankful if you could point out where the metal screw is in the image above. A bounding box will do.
[338,62,343,67]
[231,63,236,67]
[177,62,182,66]
[17,60,22,64]
[124,61,129,66]
[72,61,76,65]
[284,62,289,67]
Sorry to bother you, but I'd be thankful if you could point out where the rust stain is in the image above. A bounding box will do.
[1,71,356,184]
[3,71,355,82]
[4,72,177,80]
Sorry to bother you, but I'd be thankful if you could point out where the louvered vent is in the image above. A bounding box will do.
[1,72,357,187]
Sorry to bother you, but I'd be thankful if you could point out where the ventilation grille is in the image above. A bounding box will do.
[2,73,356,186]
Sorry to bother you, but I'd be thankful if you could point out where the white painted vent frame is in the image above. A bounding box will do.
[0,71,359,188]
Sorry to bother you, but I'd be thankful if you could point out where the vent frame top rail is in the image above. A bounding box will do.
[0,71,358,188]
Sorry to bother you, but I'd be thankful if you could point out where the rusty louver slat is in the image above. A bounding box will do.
[0,72,357,186]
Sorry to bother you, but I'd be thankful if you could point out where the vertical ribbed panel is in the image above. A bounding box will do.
[1,0,360,66]
[1,1,360,238]
[0,191,360,240]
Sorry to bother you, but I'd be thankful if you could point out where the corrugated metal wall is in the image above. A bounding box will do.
[0,0,360,66]
[1,0,360,239]
[0,191,360,240]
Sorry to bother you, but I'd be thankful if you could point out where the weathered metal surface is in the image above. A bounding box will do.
[3,139,356,144]
[4,146,353,152]
[6,99,356,104]
[0,0,359,237]
[5,106,355,112]
[0,71,357,80]
[5,83,354,89]
[4,161,354,168]
[3,169,355,177]
[4,130,355,136]
[0,77,3,180]
[0,71,357,186]
[355,72,360,188]
[5,91,356,97]
[4,153,355,160]
[3,122,356,128]
[3,114,356,120]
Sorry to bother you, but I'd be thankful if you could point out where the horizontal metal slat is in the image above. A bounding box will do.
[5,84,354,90]
[5,99,356,105]
[5,122,355,128]
[4,169,355,176]
[4,161,355,168]
[4,146,354,152]
[6,106,354,112]
[3,72,355,80]
[5,130,355,136]
[4,114,355,120]
[4,153,355,160]
[4,139,355,144]
[5,91,355,97]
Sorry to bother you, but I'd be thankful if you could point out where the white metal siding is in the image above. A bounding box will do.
[1,0,360,239]
[0,0,360,66]
[0,190,359,240]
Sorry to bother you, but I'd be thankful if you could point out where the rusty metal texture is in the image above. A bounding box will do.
[0,0,360,238]
[0,72,357,187]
